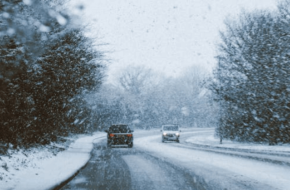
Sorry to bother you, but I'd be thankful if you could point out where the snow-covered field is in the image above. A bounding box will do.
[0,132,106,190]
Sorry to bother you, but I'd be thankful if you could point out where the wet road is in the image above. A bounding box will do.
[60,133,206,190]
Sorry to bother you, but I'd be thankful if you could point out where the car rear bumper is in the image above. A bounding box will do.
[163,135,179,141]
[107,134,133,145]
[108,139,133,145]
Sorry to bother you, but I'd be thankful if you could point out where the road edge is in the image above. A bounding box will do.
[48,136,106,190]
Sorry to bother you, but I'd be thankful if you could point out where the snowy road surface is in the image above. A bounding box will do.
[61,128,290,190]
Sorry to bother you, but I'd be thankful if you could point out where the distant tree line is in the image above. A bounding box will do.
[211,0,290,144]
[0,0,105,149]
[89,65,217,130]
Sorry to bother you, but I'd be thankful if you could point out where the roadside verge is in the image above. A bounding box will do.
[9,133,106,190]
[184,130,290,165]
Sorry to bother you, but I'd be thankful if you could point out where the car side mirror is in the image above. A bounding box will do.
[104,129,108,133]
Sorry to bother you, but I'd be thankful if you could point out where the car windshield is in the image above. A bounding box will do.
[163,125,179,131]
[109,125,131,133]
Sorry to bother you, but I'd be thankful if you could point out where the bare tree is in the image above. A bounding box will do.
[118,65,157,95]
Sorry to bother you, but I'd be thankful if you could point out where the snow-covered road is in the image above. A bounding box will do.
[61,128,290,190]
[3,128,289,189]
[135,129,290,190]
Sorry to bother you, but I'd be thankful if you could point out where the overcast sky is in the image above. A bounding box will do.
[70,0,278,83]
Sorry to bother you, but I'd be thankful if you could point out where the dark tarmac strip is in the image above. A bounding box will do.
[60,139,205,190]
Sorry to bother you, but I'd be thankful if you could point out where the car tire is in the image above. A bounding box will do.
[128,142,133,148]
[107,141,112,148]
[176,139,180,143]
[162,137,165,143]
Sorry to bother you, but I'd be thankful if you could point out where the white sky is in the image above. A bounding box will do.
[70,0,278,83]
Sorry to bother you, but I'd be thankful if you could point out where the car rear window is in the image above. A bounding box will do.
[109,125,131,133]
[163,125,179,131]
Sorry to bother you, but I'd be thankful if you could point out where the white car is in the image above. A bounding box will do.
[161,125,181,143]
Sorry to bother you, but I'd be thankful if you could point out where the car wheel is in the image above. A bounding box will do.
[176,139,180,143]
[107,141,112,148]
[162,137,165,143]
[128,142,133,148]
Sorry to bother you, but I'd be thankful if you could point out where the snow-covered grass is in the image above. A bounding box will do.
[185,128,290,153]
[0,132,106,190]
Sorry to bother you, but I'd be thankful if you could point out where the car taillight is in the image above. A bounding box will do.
[127,134,132,137]
[109,134,114,137]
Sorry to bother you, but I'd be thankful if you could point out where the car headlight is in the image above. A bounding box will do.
[175,133,180,136]
[163,132,167,136]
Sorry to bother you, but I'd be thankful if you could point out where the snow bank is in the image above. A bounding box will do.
[0,132,106,190]
[185,130,290,153]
